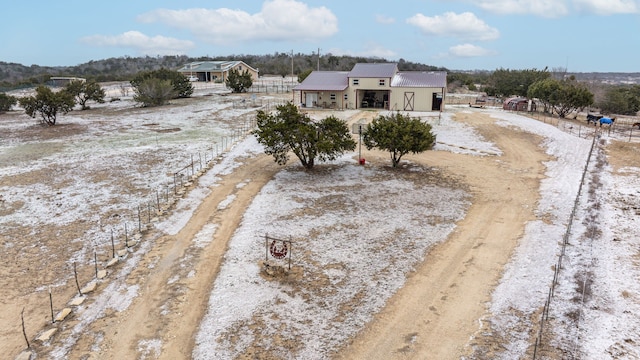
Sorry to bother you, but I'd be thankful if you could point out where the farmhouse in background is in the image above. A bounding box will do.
[294,63,447,112]
[177,61,259,83]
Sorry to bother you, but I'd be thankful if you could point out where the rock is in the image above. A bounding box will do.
[36,328,57,342]
[81,282,97,294]
[69,297,86,306]
[105,257,118,268]
[54,308,71,322]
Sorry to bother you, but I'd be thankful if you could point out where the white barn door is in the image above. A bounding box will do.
[305,93,318,107]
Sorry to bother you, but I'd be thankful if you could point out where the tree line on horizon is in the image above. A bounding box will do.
[2,54,640,117]
[0,53,445,90]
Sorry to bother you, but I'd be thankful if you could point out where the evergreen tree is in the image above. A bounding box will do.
[131,68,193,98]
[64,80,106,110]
[0,92,17,112]
[254,103,356,169]
[363,112,436,167]
[225,68,253,93]
[20,85,75,125]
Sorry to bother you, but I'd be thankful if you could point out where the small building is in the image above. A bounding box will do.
[49,77,86,87]
[294,63,446,112]
[503,97,534,111]
[176,61,259,83]
[293,71,349,109]
[390,71,447,111]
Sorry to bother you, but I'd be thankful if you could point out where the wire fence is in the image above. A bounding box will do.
[531,131,598,359]
[15,113,260,356]
[504,109,640,143]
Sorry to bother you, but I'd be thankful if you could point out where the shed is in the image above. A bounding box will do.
[503,97,533,111]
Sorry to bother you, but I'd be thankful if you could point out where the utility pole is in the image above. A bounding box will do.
[317,48,320,71]
[291,50,294,102]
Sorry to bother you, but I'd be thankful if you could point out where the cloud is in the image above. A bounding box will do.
[470,0,570,17]
[375,14,395,24]
[406,12,499,41]
[469,0,639,17]
[327,44,398,59]
[137,0,338,44]
[448,43,495,57]
[572,0,639,15]
[81,31,195,55]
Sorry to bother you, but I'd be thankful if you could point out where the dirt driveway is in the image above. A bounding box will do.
[27,110,548,359]
[338,112,549,359]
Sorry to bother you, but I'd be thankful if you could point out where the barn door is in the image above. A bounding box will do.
[403,92,414,111]
[432,92,443,111]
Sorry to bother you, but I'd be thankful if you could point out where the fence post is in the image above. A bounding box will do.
[21,308,30,348]
[49,289,55,323]
[73,262,81,296]
[111,229,115,258]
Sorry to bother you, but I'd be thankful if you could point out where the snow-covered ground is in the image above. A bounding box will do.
[187,108,640,359]
[2,90,639,359]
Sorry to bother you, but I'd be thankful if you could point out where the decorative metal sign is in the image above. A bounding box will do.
[264,234,292,270]
[270,239,288,259]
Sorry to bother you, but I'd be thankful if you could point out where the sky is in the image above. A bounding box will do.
[1,0,640,73]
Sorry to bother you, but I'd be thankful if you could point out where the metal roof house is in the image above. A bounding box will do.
[293,71,349,109]
[177,61,259,83]
[294,63,447,112]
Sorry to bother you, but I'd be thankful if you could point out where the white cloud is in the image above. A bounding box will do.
[137,0,338,44]
[80,31,195,55]
[406,12,499,41]
[466,0,639,17]
[573,0,639,15]
[448,43,495,57]
[471,0,570,17]
[375,14,396,24]
[327,44,397,59]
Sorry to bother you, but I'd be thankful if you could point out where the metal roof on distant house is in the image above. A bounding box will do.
[348,63,398,78]
[177,61,257,73]
[391,71,447,88]
[293,71,349,91]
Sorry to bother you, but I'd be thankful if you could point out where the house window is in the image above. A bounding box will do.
[344,93,348,100]
[353,79,359,85]
[330,93,336,100]
[379,79,385,86]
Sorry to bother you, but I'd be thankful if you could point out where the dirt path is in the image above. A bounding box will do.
[37,111,549,359]
[61,154,281,359]
[337,113,550,359]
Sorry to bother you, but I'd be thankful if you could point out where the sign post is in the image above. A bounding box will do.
[265,234,292,271]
